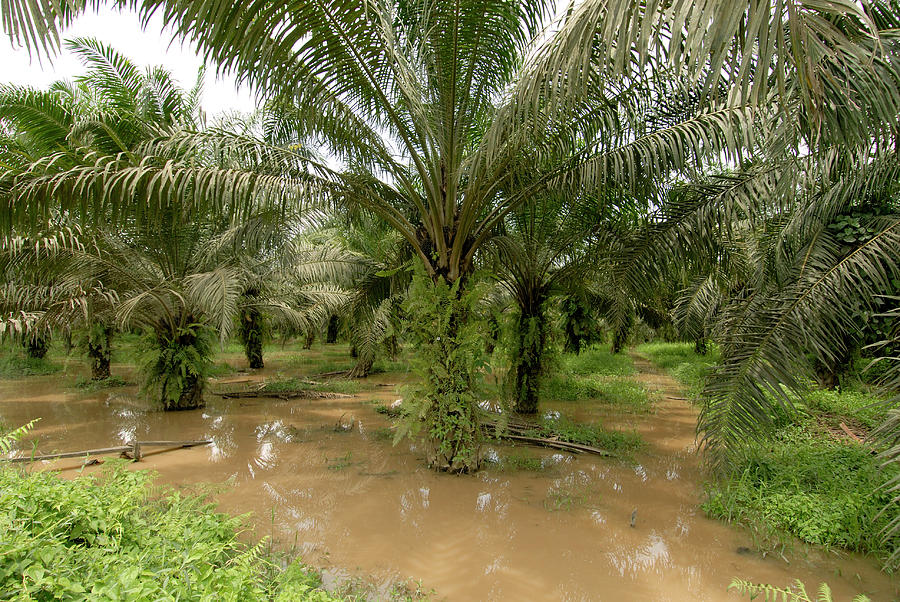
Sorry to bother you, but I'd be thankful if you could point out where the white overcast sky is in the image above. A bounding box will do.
[0,7,257,117]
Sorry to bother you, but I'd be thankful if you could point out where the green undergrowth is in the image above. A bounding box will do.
[527,414,644,454]
[373,402,403,418]
[487,449,547,472]
[262,377,363,395]
[0,463,343,601]
[562,346,635,376]
[801,388,887,432]
[635,341,719,399]
[0,353,63,378]
[208,361,239,377]
[542,347,653,412]
[639,342,898,563]
[73,376,133,391]
[703,426,899,562]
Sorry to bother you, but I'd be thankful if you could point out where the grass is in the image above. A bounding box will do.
[500,450,546,472]
[326,451,356,471]
[800,388,887,432]
[207,361,238,377]
[527,414,644,454]
[562,345,636,376]
[541,346,654,412]
[373,402,403,418]
[636,341,719,399]
[636,339,899,561]
[73,376,133,391]
[262,377,363,395]
[369,427,395,442]
[703,426,898,561]
[0,353,63,378]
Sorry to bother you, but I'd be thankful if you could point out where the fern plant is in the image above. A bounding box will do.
[0,419,38,455]
[729,578,871,602]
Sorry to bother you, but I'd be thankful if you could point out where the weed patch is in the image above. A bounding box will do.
[262,377,362,395]
[703,433,899,561]
[526,415,643,454]
[0,463,342,600]
[74,376,133,391]
[562,346,635,376]
[0,354,63,378]
[800,388,887,431]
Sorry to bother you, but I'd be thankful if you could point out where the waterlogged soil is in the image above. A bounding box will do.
[1,350,897,601]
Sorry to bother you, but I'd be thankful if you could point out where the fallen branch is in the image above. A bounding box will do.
[839,422,865,443]
[3,440,212,464]
[310,370,351,378]
[4,446,130,463]
[501,434,614,457]
[481,419,616,458]
[214,390,351,400]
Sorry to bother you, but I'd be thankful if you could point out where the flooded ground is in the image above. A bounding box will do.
[1,349,897,601]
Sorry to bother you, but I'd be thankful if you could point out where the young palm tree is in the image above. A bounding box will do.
[485,194,605,415]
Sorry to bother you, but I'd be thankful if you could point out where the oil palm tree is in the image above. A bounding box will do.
[484,194,608,415]
[0,226,119,378]
[5,0,900,471]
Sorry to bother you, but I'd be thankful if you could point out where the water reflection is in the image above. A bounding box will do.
[1,372,896,601]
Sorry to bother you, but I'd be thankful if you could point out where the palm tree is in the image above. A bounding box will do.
[4,0,899,471]
[0,226,119,378]
[0,38,208,374]
[485,194,604,414]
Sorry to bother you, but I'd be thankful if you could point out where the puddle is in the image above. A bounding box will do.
[0,355,896,600]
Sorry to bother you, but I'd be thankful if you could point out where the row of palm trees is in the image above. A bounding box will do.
[0,1,897,477]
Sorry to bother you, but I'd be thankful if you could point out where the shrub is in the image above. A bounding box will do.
[703,434,898,558]
[0,463,342,601]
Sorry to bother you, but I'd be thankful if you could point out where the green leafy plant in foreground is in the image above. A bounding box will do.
[0,419,37,454]
[729,578,870,602]
[0,462,342,601]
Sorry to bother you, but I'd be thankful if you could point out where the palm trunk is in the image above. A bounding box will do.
[386,335,400,359]
[510,301,548,415]
[303,329,315,349]
[326,315,340,344]
[349,356,373,378]
[239,307,265,369]
[406,272,483,473]
[612,315,633,354]
[693,338,709,356]
[151,319,210,411]
[63,330,74,356]
[485,315,500,355]
[24,334,49,359]
[87,325,113,380]
[170,373,204,410]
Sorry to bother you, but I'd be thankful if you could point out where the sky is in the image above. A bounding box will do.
[0,7,257,117]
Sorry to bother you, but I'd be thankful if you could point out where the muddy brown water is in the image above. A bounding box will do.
[1,355,897,601]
